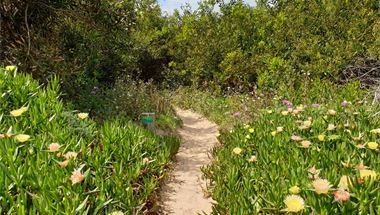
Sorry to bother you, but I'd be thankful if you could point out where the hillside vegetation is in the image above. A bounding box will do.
[1,0,380,214]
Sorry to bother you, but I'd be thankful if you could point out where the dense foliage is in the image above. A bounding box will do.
[165,0,380,91]
[204,98,380,214]
[0,66,179,214]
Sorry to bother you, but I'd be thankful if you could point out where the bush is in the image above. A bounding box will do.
[0,66,180,214]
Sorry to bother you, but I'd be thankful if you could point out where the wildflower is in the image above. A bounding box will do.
[267,110,273,114]
[338,176,350,190]
[48,143,61,152]
[247,155,257,162]
[271,131,277,136]
[276,127,284,132]
[245,134,251,139]
[289,186,301,194]
[224,111,230,115]
[312,178,332,194]
[341,100,348,107]
[308,166,320,179]
[333,188,350,203]
[303,120,312,128]
[281,111,289,116]
[15,134,30,143]
[328,109,336,116]
[288,107,293,113]
[296,105,305,111]
[367,142,378,150]
[233,147,242,155]
[311,103,320,108]
[143,157,150,165]
[283,195,305,212]
[58,159,70,168]
[355,161,368,170]
[292,109,300,115]
[249,128,254,133]
[70,169,85,185]
[352,133,363,141]
[300,140,312,148]
[5,65,17,72]
[77,113,89,119]
[327,124,336,131]
[359,170,377,179]
[10,107,28,117]
[108,211,124,215]
[233,112,241,117]
[291,135,303,142]
[318,134,325,141]
[370,128,380,134]
[357,144,365,149]
[64,152,78,160]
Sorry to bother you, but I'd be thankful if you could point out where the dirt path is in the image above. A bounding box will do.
[159,108,218,215]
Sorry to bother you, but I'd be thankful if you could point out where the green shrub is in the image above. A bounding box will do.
[0,66,180,214]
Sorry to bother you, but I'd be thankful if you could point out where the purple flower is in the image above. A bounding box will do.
[341,100,348,107]
[233,112,241,117]
[282,99,293,108]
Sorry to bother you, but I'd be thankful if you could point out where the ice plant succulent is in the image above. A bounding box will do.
[48,143,61,152]
[312,178,332,194]
[333,188,350,203]
[64,152,78,160]
[327,124,336,131]
[289,185,301,194]
[367,142,378,150]
[77,112,89,119]
[10,107,28,117]
[300,140,312,148]
[247,155,257,162]
[283,195,305,212]
[233,147,242,155]
[318,134,325,141]
[338,175,350,190]
[291,135,303,142]
[15,134,30,143]
[70,169,85,184]
[359,170,377,180]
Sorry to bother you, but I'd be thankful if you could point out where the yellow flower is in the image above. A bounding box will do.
[328,109,336,116]
[70,169,85,185]
[303,120,312,128]
[359,170,377,179]
[108,211,124,215]
[15,134,30,143]
[289,186,301,194]
[327,124,336,131]
[48,143,61,152]
[233,147,242,155]
[10,107,28,117]
[338,175,350,190]
[370,128,380,134]
[284,195,305,212]
[281,111,289,116]
[77,112,89,119]
[296,105,305,111]
[64,151,78,160]
[249,128,254,133]
[367,142,378,150]
[312,178,331,194]
[5,65,17,72]
[318,134,325,141]
[58,159,70,168]
[266,110,273,114]
[246,134,251,139]
[271,131,277,136]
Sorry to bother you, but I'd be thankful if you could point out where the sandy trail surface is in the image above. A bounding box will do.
[159,108,218,215]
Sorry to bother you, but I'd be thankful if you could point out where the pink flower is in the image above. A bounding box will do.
[291,135,303,142]
[70,169,85,185]
[233,112,241,117]
[48,143,61,152]
[58,159,70,168]
[333,188,350,203]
